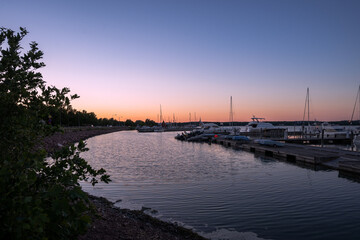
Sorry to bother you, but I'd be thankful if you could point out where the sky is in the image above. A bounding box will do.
[1,0,360,122]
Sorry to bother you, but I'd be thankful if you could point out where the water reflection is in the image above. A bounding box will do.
[81,131,360,240]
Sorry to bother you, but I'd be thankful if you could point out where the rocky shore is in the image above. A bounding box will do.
[43,127,207,240]
[80,195,207,240]
[42,126,129,152]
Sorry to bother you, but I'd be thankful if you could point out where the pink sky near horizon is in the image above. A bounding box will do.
[39,42,358,122]
[44,64,357,122]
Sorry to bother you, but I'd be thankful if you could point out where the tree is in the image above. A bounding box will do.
[125,119,135,127]
[0,27,110,239]
[135,120,145,126]
[145,118,157,126]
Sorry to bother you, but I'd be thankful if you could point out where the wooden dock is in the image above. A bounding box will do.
[212,139,360,176]
[273,137,352,145]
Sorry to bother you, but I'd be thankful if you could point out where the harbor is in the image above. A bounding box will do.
[212,139,360,174]
[174,117,360,178]
[81,131,360,240]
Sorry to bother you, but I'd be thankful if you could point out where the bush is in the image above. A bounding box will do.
[0,27,110,239]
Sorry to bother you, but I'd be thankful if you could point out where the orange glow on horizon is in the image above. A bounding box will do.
[80,106,353,123]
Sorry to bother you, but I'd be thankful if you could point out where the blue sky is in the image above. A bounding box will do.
[1,0,360,121]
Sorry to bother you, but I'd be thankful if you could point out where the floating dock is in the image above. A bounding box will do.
[273,137,352,145]
[212,138,360,176]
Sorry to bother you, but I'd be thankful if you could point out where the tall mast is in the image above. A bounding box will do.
[307,88,310,125]
[350,85,360,124]
[302,87,310,127]
[229,96,233,126]
[160,104,163,123]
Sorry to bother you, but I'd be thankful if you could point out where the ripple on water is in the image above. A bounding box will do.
[81,131,360,240]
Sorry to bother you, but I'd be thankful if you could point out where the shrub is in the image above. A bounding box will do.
[0,27,110,239]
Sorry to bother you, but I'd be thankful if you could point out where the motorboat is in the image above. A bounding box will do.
[245,116,276,132]
[193,122,230,134]
[353,135,360,147]
[137,126,154,132]
[321,124,350,139]
[153,127,164,132]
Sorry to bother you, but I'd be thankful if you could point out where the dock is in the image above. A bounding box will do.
[212,138,360,176]
[273,137,352,145]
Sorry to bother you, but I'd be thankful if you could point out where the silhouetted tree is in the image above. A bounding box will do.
[125,119,135,127]
[0,27,110,239]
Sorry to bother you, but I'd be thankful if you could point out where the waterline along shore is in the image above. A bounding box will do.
[43,127,207,240]
[42,126,129,153]
[79,195,207,240]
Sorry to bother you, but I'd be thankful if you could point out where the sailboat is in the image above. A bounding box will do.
[301,88,350,139]
[350,85,360,125]
[301,87,315,135]
[350,86,360,147]
[154,104,165,132]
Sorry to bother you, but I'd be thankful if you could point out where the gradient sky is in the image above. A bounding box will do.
[2,0,360,122]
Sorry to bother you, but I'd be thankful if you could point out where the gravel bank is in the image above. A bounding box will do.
[80,195,207,240]
[43,127,207,240]
[42,126,128,153]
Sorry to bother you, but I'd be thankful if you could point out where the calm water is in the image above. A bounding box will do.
[81,131,360,240]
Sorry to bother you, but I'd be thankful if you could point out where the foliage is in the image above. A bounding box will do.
[47,110,157,127]
[134,120,145,126]
[145,118,157,126]
[0,27,110,239]
[124,119,135,127]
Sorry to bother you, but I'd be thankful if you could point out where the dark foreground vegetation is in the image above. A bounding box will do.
[0,27,206,240]
[0,27,112,239]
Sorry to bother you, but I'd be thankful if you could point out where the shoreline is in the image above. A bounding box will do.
[43,127,207,240]
[42,126,129,153]
[79,195,207,240]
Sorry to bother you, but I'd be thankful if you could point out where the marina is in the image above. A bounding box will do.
[81,131,360,240]
[174,117,360,177]
[212,139,360,175]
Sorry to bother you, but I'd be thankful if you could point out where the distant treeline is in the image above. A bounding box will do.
[50,108,358,128]
[48,108,158,127]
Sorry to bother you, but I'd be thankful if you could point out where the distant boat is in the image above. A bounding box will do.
[137,126,154,132]
[321,123,350,139]
[353,135,360,147]
[153,127,164,132]
[192,122,230,134]
[245,116,276,132]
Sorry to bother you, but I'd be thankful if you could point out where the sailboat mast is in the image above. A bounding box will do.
[307,88,310,125]
[350,85,360,124]
[160,104,163,124]
[229,96,233,126]
[302,88,308,126]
